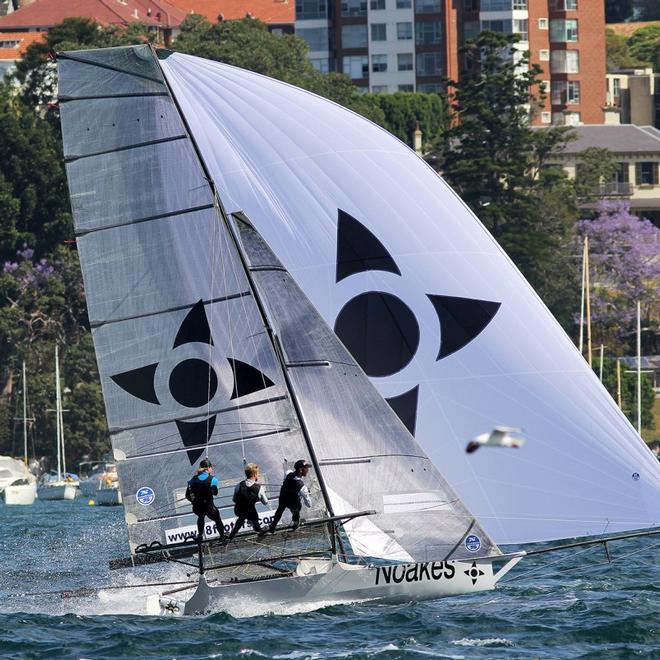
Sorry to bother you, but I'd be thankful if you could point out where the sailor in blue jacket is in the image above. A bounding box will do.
[186,458,226,541]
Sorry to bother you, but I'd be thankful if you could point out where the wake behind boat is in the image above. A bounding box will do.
[56,45,660,616]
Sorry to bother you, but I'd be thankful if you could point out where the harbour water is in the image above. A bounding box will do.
[1,498,659,658]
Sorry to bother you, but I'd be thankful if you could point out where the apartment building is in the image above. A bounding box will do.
[296,0,607,126]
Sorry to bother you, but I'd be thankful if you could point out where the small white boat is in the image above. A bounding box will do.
[79,461,115,498]
[37,473,77,501]
[2,363,38,505]
[95,485,123,506]
[0,456,37,506]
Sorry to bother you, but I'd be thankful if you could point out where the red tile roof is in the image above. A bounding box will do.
[0,0,188,30]
[0,30,44,59]
[173,0,294,25]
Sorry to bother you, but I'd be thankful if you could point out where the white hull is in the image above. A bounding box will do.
[2,482,37,505]
[95,487,122,506]
[37,484,77,500]
[79,478,101,498]
[159,556,522,616]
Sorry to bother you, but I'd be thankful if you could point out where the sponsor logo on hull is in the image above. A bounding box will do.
[375,561,457,586]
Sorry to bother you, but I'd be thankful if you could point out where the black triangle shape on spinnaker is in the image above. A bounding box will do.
[173,299,214,348]
[228,358,275,400]
[427,295,501,360]
[336,209,401,283]
[176,415,216,465]
[386,386,419,436]
[110,363,160,405]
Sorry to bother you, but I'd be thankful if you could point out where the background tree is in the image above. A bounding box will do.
[605,28,648,70]
[577,200,660,354]
[574,146,619,203]
[428,31,580,330]
[635,0,660,21]
[627,24,660,72]
[597,358,655,431]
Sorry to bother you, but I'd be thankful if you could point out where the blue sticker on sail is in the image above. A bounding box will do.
[465,534,481,552]
[632,472,640,481]
[136,486,155,506]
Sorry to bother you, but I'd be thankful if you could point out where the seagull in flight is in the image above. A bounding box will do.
[466,427,526,454]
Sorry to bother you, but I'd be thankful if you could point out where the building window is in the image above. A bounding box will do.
[397,22,413,39]
[295,0,328,20]
[541,111,551,123]
[415,20,441,44]
[550,19,578,42]
[418,83,441,92]
[482,19,512,34]
[612,77,621,98]
[370,0,385,8]
[636,162,658,185]
[550,0,577,9]
[397,52,413,70]
[372,54,388,72]
[371,23,387,41]
[341,0,367,15]
[551,50,579,73]
[342,24,368,48]
[415,0,441,13]
[372,85,388,92]
[538,18,548,30]
[297,28,331,51]
[416,51,442,76]
[343,55,369,78]
[551,80,580,104]
[310,57,332,73]
[481,0,527,9]
[396,0,412,6]
[398,84,414,91]
[553,111,580,125]
[514,19,528,41]
[540,49,550,61]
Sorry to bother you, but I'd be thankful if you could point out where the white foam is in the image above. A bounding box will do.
[452,638,513,648]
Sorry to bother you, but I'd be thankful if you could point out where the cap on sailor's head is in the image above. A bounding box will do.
[199,458,213,469]
[294,459,311,470]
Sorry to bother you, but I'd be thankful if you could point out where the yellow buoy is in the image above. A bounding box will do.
[88,499,96,506]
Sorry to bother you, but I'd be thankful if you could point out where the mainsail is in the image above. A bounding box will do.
[58,45,498,563]
[157,51,660,544]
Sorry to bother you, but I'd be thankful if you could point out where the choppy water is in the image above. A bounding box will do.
[1,498,658,659]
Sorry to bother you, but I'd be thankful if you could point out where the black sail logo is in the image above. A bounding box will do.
[334,210,500,435]
[110,300,274,464]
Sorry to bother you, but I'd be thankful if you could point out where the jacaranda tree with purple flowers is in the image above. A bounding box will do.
[577,200,660,355]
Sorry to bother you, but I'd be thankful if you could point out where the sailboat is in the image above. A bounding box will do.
[37,346,77,501]
[56,45,660,615]
[2,361,37,505]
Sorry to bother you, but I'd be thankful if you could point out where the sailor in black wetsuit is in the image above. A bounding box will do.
[186,458,226,541]
[228,463,269,540]
[268,459,312,534]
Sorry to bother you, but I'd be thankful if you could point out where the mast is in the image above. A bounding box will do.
[22,360,28,466]
[55,345,62,481]
[637,300,641,435]
[152,48,337,528]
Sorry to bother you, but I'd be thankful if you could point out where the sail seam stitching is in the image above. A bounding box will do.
[90,291,251,329]
[76,203,215,237]
[57,52,165,85]
[65,134,188,162]
[123,427,292,461]
[59,92,170,102]
[108,394,288,433]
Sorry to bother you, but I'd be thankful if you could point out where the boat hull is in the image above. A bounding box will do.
[2,482,37,505]
[37,484,77,500]
[177,556,521,616]
[95,487,122,506]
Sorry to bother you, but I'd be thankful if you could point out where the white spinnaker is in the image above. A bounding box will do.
[159,52,660,544]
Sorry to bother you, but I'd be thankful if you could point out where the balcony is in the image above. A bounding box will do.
[595,182,633,196]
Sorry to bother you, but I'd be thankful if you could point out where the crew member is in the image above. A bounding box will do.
[228,463,269,540]
[268,459,312,534]
[186,458,226,541]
